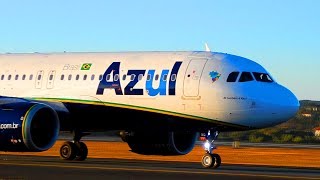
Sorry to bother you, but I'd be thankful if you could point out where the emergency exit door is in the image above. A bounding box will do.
[35,70,44,89]
[47,70,56,89]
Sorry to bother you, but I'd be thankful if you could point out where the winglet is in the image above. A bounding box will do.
[205,43,211,52]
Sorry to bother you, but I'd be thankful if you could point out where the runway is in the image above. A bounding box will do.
[0,155,319,180]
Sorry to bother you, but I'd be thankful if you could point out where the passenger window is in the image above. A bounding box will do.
[22,74,26,80]
[91,74,95,80]
[15,75,19,80]
[138,74,143,81]
[163,74,167,81]
[130,74,135,81]
[171,74,177,81]
[99,74,103,80]
[37,75,42,80]
[122,74,126,81]
[76,74,80,80]
[29,75,33,80]
[227,72,239,82]
[8,75,12,80]
[114,74,119,81]
[147,74,151,81]
[106,74,111,80]
[155,74,159,81]
[83,74,87,80]
[61,75,65,80]
[1,75,4,80]
[239,72,254,82]
[68,74,72,80]
[49,74,54,80]
[252,72,273,82]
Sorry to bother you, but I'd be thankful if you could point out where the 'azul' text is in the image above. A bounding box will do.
[96,62,182,96]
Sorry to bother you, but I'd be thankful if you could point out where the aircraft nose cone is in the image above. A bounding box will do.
[283,87,300,118]
[273,85,300,122]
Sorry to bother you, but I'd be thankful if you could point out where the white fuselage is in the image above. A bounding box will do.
[0,51,299,129]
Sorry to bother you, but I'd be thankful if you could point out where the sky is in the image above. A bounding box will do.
[0,0,319,100]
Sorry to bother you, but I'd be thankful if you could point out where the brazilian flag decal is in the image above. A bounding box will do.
[81,63,92,70]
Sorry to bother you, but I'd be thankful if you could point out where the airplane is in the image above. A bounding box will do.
[0,48,300,168]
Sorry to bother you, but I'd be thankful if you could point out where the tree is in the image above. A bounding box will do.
[292,136,303,143]
[249,134,264,143]
[281,134,293,143]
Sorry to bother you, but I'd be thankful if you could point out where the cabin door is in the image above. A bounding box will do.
[183,59,207,97]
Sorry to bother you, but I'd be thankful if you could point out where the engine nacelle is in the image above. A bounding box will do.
[125,130,198,155]
[0,102,60,152]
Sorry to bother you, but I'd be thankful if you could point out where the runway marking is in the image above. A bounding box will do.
[0,161,319,180]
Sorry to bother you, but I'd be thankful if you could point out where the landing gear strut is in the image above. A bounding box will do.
[201,130,221,168]
[60,131,89,161]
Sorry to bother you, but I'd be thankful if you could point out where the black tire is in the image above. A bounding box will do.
[212,153,221,169]
[60,141,77,160]
[119,131,128,142]
[201,153,221,169]
[201,153,214,168]
[75,142,88,161]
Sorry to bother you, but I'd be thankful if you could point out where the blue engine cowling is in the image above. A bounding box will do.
[0,102,60,152]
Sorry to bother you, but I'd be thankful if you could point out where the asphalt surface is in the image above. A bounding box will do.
[0,155,319,180]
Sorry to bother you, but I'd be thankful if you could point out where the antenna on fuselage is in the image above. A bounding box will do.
[205,43,211,52]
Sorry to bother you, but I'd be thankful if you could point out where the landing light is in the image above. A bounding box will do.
[204,141,210,149]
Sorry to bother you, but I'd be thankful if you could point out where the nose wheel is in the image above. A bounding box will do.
[201,130,221,168]
[201,153,221,168]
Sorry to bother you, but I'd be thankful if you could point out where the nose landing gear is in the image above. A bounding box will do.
[201,130,221,168]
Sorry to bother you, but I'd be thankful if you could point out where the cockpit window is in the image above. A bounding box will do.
[227,72,239,82]
[252,72,273,82]
[239,72,254,82]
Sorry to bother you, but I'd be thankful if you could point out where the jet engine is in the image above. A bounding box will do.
[0,102,60,152]
[123,130,198,155]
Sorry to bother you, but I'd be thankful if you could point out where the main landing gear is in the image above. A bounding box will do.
[59,131,90,161]
[201,130,221,168]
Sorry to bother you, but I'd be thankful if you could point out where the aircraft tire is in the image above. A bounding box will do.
[212,153,221,169]
[201,153,221,168]
[60,141,77,160]
[75,142,88,161]
[201,153,214,168]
